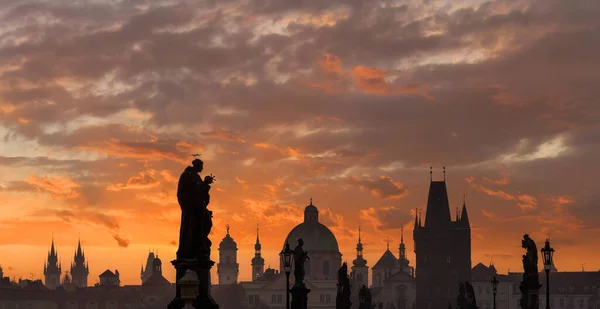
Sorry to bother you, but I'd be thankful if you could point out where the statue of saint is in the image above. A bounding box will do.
[293,238,310,285]
[176,159,215,261]
[521,234,538,274]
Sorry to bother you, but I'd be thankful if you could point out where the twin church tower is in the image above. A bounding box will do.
[215,223,266,284]
[43,238,90,289]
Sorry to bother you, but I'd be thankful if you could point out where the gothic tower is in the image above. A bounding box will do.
[70,238,89,288]
[413,167,471,309]
[217,225,239,285]
[43,237,62,290]
[251,225,265,281]
[141,250,156,284]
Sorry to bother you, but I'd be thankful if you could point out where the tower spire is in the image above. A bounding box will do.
[430,166,433,182]
[401,226,404,243]
[358,225,362,243]
[443,166,446,181]
[310,197,313,205]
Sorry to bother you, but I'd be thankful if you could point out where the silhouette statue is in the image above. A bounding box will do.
[359,286,374,309]
[519,234,541,309]
[336,262,352,309]
[176,159,215,261]
[169,158,219,309]
[521,234,539,274]
[293,238,310,286]
[456,282,478,309]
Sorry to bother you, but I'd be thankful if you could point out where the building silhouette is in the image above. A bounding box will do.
[141,251,156,284]
[218,225,239,285]
[413,169,472,309]
[43,237,62,290]
[70,238,89,288]
[350,227,369,306]
[251,225,265,281]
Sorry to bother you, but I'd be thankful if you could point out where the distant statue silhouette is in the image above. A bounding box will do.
[176,159,216,261]
[519,234,541,309]
[336,262,352,309]
[358,286,374,309]
[456,282,478,309]
[293,238,310,285]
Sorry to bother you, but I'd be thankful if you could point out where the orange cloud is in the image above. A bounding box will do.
[202,131,246,143]
[160,170,178,183]
[483,174,510,185]
[319,53,345,78]
[471,183,515,200]
[481,209,496,219]
[254,142,304,159]
[349,176,407,199]
[517,194,538,210]
[305,54,434,99]
[25,175,80,199]
[106,171,160,191]
[77,139,190,164]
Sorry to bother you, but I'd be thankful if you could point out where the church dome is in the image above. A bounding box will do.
[283,200,340,253]
[219,225,237,250]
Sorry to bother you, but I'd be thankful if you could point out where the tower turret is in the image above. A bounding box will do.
[70,237,89,288]
[398,227,414,277]
[251,224,265,281]
[44,236,62,290]
[217,225,239,285]
[351,226,368,284]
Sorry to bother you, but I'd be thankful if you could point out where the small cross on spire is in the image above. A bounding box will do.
[385,237,391,250]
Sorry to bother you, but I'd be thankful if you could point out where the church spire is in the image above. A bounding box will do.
[353,226,367,267]
[254,223,261,252]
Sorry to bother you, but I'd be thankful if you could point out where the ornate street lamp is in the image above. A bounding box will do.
[541,239,555,309]
[491,275,499,309]
[280,241,294,309]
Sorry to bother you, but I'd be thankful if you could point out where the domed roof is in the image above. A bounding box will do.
[219,225,237,250]
[283,199,340,253]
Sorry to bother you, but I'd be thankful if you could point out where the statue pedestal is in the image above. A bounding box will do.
[168,259,219,309]
[519,278,541,309]
[291,283,311,309]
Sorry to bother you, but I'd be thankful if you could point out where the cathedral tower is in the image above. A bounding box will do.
[70,238,89,288]
[251,225,265,281]
[413,167,471,309]
[43,237,62,290]
[217,225,239,285]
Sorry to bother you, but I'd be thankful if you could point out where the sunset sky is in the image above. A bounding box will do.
[1,0,600,286]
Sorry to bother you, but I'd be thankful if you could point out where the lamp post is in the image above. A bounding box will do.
[280,241,294,309]
[491,275,499,309]
[541,239,555,309]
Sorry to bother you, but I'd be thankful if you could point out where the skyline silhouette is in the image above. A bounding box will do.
[1,0,600,289]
